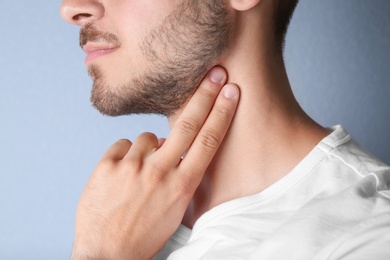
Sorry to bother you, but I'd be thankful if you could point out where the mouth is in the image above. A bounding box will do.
[83,43,119,64]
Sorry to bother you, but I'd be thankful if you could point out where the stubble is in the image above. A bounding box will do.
[83,1,232,117]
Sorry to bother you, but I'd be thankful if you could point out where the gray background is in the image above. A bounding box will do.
[0,0,389,259]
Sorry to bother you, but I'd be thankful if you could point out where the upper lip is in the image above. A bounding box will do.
[82,42,119,54]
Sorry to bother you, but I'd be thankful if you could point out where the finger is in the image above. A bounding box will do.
[124,132,159,160]
[178,84,239,188]
[157,138,166,148]
[101,139,132,161]
[158,66,227,166]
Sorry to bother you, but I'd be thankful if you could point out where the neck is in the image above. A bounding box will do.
[168,8,329,228]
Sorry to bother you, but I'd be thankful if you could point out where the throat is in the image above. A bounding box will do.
[181,176,212,229]
[180,118,330,229]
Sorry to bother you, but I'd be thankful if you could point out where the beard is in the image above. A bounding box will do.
[81,1,233,117]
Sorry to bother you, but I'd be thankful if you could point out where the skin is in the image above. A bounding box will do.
[75,0,233,117]
[71,69,239,259]
[60,0,330,258]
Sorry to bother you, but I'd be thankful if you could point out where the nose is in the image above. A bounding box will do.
[60,0,104,26]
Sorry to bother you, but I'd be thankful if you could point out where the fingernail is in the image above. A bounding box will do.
[210,68,225,83]
[222,84,238,99]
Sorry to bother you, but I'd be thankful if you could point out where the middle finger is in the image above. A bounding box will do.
[157,67,227,166]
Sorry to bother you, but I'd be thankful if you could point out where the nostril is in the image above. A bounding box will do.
[73,13,93,22]
[60,1,104,26]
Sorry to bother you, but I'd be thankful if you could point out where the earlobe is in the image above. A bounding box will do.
[230,0,261,11]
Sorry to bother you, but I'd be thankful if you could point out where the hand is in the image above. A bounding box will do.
[71,67,240,260]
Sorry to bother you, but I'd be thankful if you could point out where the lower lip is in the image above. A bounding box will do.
[85,48,118,64]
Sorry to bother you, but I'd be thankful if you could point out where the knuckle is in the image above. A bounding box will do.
[98,157,116,169]
[124,154,142,170]
[108,139,131,153]
[176,175,197,196]
[199,129,221,151]
[178,118,201,135]
[137,132,157,142]
[95,159,119,176]
[199,88,215,100]
[115,138,132,147]
[147,161,169,184]
[214,105,232,122]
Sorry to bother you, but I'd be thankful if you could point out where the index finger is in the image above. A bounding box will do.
[157,67,228,166]
[178,83,239,188]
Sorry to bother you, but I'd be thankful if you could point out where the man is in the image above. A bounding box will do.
[60,0,390,259]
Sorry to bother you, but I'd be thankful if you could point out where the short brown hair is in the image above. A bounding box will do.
[274,0,299,52]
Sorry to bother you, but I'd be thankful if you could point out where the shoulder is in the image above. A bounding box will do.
[315,125,390,193]
[314,213,390,260]
[310,126,390,259]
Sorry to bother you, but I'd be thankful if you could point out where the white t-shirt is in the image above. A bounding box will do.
[154,125,390,259]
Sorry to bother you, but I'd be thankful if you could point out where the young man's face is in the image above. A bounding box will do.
[60,0,233,117]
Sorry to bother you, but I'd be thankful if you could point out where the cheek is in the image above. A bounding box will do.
[110,1,176,42]
[100,0,185,79]
[106,1,180,69]
[102,4,154,76]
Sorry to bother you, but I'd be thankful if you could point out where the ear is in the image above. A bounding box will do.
[229,0,261,11]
